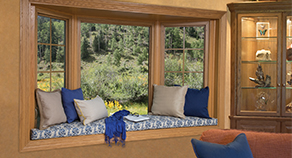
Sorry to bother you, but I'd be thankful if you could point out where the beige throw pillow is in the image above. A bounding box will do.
[151,85,188,119]
[74,95,108,125]
[36,89,67,130]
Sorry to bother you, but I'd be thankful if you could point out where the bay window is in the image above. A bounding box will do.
[20,0,225,152]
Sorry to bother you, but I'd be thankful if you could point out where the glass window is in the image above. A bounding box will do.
[80,23,149,115]
[164,26,205,89]
[37,16,66,91]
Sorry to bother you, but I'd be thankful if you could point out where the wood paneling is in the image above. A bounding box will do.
[237,119,280,133]
[282,121,292,133]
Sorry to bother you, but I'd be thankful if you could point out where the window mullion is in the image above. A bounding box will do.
[49,18,52,92]
[182,27,186,86]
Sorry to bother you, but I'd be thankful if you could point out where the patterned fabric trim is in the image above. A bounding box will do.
[31,115,217,140]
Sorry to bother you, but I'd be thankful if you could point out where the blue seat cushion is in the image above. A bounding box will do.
[191,133,254,158]
[61,87,84,123]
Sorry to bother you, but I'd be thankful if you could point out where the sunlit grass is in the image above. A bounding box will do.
[105,100,148,116]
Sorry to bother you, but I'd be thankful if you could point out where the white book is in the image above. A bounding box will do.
[124,115,150,123]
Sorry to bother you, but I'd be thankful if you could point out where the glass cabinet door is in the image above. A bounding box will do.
[284,15,292,116]
[238,14,280,116]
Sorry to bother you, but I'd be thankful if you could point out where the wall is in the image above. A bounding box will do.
[0,0,240,157]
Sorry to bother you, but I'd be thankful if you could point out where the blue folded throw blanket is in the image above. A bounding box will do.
[105,110,130,146]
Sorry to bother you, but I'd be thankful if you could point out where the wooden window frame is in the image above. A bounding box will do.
[20,0,226,152]
[162,22,210,88]
[36,13,69,92]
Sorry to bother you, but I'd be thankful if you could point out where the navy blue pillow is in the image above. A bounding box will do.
[61,88,84,123]
[184,87,210,118]
[191,133,254,158]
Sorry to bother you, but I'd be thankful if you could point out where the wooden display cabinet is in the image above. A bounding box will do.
[228,1,292,133]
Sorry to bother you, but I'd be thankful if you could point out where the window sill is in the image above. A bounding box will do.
[21,125,220,152]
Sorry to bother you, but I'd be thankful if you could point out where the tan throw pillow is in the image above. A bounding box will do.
[36,89,67,130]
[74,95,108,125]
[151,85,188,119]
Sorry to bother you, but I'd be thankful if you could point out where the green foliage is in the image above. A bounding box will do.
[81,38,90,60]
[44,48,50,64]
[137,48,148,65]
[56,47,64,63]
[79,23,150,113]
[113,49,121,66]
[80,60,148,103]
[92,35,99,53]
[110,37,117,51]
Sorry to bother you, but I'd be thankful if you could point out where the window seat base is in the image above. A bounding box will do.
[31,115,217,140]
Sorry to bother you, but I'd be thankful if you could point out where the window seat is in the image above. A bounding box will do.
[31,115,217,140]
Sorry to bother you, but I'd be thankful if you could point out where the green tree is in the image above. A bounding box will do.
[172,27,182,48]
[110,37,117,51]
[118,39,124,55]
[56,47,64,63]
[113,49,121,66]
[137,34,142,46]
[92,35,99,53]
[44,48,50,64]
[137,48,148,65]
[81,38,90,60]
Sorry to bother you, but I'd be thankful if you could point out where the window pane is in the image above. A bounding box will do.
[165,50,183,71]
[185,50,204,71]
[37,73,50,91]
[37,15,66,92]
[80,23,149,115]
[37,16,50,44]
[51,73,64,90]
[51,19,65,45]
[164,25,206,88]
[184,73,203,89]
[164,72,183,86]
[185,26,205,49]
[51,46,65,71]
[37,45,50,71]
[165,27,183,48]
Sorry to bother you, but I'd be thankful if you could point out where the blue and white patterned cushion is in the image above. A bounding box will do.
[31,115,217,140]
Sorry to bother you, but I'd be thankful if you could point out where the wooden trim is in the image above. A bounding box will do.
[148,24,155,112]
[29,0,226,20]
[230,10,237,118]
[217,12,229,128]
[228,1,292,12]
[208,20,217,118]
[21,125,220,152]
[20,0,31,151]
[282,12,292,117]
[230,115,292,121]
